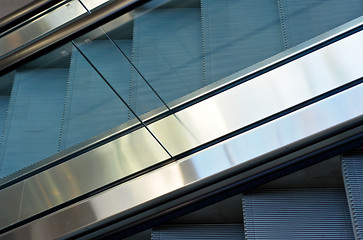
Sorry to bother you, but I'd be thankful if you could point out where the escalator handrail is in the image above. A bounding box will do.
[0,0,150,76]
[0,0,64,34]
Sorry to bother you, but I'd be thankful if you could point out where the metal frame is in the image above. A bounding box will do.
[0,0,64,33]
[0,0,150,75]
[0,16,362,190]
[1,78,362,240]
[0,24,362,238]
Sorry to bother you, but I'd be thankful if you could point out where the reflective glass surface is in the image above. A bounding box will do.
[73,26,169,120]
[0,0,362,181]
[0,42,159,179]
[103,0,362,109]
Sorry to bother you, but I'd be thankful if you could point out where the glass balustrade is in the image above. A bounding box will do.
[0,0,362,182]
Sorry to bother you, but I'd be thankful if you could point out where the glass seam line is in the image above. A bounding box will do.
[277,0,289,49]
[71,40,173,158]
[100,26,171,111]
[0,0,151,75]
[77,0,170,111]
[0,18,361,190]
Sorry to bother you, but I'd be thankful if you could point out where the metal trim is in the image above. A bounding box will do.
[0,17,362,190]
[0,27,361,233]
[0,0,64,33]
[1,81,362,240]
[0,20,361,232]
[0,4,361,238]
[0,0,151,75]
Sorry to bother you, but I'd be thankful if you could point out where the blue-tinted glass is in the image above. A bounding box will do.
[279,0,363,48]
[73,26,169,119]
[0,43,138,178]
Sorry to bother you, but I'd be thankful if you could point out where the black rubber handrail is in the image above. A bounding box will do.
[0,0,64,34]
[0,0,150,76]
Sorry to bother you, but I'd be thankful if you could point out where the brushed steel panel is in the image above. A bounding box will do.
[19,127,169,221]
[0,181,23,228]
[0,16,362,237]
[0,0,87,58]
[149,29,363,156]
[81,0,109,11]
[1,81,362,240]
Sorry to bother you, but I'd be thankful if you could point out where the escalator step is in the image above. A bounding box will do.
[242,188,354,239]
[152,224,244,240]
[342,155,363,239]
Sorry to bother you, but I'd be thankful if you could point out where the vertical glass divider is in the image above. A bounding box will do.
[70,40,173,158]
[77,0,171,110]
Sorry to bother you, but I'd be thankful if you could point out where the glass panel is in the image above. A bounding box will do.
[0,45,72,178]
[58,43,139,151]
[0,43,144,178]
[0,0,362,180]
[100,0,362,110]
[201,0,284,84]
[73,26,169,119]
[279,0,363,48]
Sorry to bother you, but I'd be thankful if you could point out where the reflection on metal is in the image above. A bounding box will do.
[0,0,87,58]
[0,0,145,59]
[4,127,169,228]
[1,81,362,240]
[0,0,148,75]
[0,14,362,240]
[81,0,110,12]
[0,26,362,234]
[0,181,23,228]
[0,0,65,33]
[149,30,363,155]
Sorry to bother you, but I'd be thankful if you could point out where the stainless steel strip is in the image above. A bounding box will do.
[149,29,363,156]
[1,127,170,229]
[1,78,362,240]
[0,0,87,58]
[0,0,117,58]
[0,0,64,33]
[0,15,361,188]
[0,0,150,74]
[0,26,362,232]
[0,181,23,229]
[81,0,110,12]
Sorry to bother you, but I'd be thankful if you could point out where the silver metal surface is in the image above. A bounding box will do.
[149,29,363,156]
[0,17,362,238]
[81,0,110,11]
[18,127,169,221]
[0,0,87,58]
[0,25,363,233]
[0,181,23,228]
[1,79,362,240]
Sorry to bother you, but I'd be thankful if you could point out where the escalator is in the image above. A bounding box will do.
[0,0,362,239]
